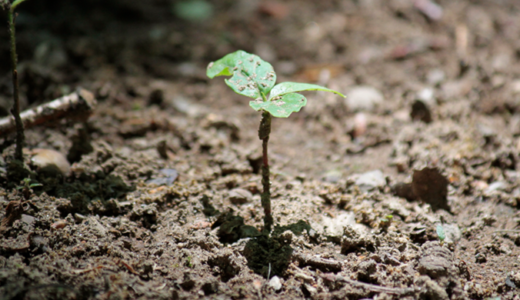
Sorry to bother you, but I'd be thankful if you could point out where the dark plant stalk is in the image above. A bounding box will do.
[258,111,272,232]
[5,0,29,161]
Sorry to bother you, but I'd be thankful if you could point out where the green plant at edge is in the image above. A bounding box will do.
[1,0,30,161]
[436,224,446,243]
[16,177,41,200]
[207,50,345,232]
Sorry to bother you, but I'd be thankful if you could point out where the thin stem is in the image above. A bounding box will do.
[10,0,28,12]
[259,111,272,232]
[7,4,25,161]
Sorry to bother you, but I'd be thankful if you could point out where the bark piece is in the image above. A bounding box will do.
[0,88,97,136]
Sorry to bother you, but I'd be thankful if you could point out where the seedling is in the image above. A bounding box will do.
[1,0,30,161]
[436,224,446,243]
[207,50,345,232]
[16,177,41,199]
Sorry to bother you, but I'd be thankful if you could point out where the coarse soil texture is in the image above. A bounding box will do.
[1,0,520,299]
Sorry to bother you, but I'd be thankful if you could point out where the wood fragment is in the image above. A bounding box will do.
[320,273,416,295]
[71,265,103,275]
[118,259,138,275]
[0,88,97,136]
[292,252,342,272]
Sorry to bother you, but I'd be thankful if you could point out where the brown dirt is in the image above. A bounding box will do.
[1,0,520,299]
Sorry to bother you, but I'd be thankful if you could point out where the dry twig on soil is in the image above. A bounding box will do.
[292,252,343,272]
[0,88,97,136]
[320,273,416,296]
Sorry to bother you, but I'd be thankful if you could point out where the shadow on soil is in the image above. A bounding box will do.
[211,209,313,278]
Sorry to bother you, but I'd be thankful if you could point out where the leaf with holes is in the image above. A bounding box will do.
[206,50,276,99]
[250,93,307,118]
[269,82,345,100]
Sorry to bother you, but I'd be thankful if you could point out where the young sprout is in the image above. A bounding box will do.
[436,224,446,243]
[207,50,345,232]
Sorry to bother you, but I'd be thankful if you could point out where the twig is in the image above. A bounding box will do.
[292,252,342,272]
[320,273,416,295]
[71,265,103,275]
[494,230,520,233]
[117,259,138,275]
[4,0,30,160]
[0,88,97,136]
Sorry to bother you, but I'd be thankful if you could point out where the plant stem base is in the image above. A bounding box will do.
[259,112,272,232]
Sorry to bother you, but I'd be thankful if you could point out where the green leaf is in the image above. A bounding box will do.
[269,82,345,100]
[173,0,213,22]
[250,93,307,118]
[436,224,446,241]
[207,50,276,99]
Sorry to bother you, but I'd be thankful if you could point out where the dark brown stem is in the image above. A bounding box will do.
[7,6,24,161]
[259,112,272,232]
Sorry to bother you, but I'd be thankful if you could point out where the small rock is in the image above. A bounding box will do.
[441,223,461,243]
[417,241,453,279]
[348,112,367,139]
[31,148,71,176]
[484,181,508,194]
[21,214,35,226]
[322,169,342,183]
[51,220,67,230]
[87,217,107,238]
[146,169,178,186]
[228,188,253,205]
[345,86,384,112]
[356,259,376,282]
[319,212,368,241]
[417,88,435,106]
[268,276,282,291]
[385,198,411,218]
[354,170,386,192]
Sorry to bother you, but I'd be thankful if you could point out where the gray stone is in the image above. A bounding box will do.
[31,148,71,176]
[229,188,253,205]
[87,217,107,238]
[268,276,282,291]
[354,170,386,192]
[485,181,508,194]
[345,86,384,112]
[318,212,368,242]
[442,223,461,243]
[417,241,453,279]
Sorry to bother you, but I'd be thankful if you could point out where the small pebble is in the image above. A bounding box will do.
[31,148,71,176]
[345,86,384,112]
[228,188,253,205]
[268,276,282,291]
[485,181,507,194]
[354,170,386,192]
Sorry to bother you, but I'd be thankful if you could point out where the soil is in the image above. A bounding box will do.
[1,0,520,299]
